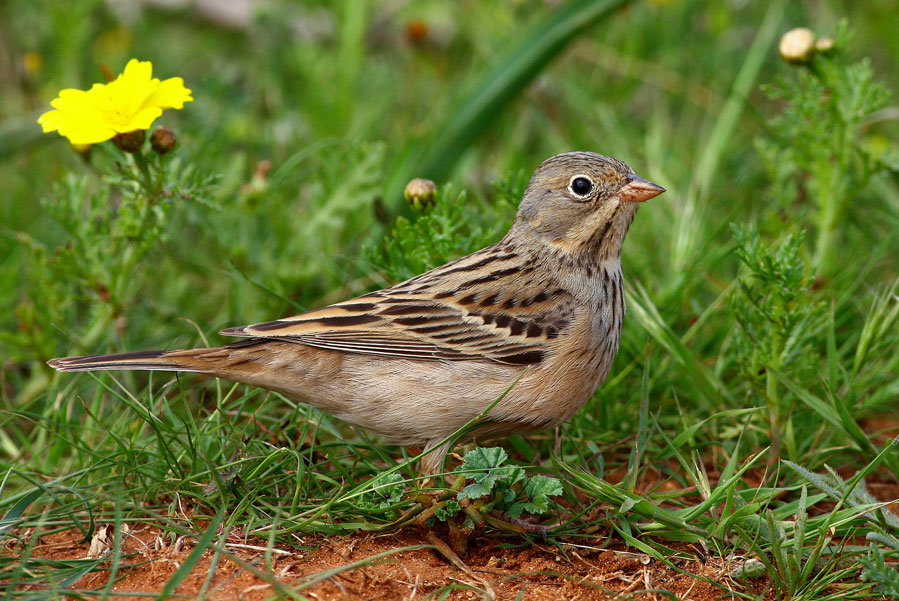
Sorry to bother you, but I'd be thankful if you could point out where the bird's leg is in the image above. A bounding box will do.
[388,448,462,529]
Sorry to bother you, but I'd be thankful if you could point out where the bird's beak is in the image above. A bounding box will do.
[617,173,666,203]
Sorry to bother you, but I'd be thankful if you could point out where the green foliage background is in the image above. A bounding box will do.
[0,0,898,598]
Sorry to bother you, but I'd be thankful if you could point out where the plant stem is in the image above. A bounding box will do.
[130,150,155,196]
[767,368,781,464]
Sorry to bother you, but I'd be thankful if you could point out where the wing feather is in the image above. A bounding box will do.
[220,247,574,366]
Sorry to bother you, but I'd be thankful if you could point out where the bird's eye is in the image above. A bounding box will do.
[568,175,594,199]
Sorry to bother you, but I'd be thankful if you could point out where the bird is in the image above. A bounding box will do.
[48,152,664,474]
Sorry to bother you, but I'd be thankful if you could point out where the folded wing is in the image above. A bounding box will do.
[220,290,568,366]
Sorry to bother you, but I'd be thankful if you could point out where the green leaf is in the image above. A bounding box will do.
[459,446,508,471]
[860,546,899,597]
[435,500,461,521]
[456,447,524,501]
[519,475,564,518]
[358,473,406,510]
[0,486,44,535]
[506,474,562,520]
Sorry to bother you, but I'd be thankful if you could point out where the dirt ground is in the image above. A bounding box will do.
[8,416,898,600]
[12,524,773,601]
[8,481,899,600]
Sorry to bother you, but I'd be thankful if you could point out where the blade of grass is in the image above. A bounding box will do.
[673,0,785,268]
[667,408,757,451]
[626,281,734,407]
[383,0,631,208]
[154,508,224,601]
[624,348,651,492]
[770,367,899,476]
[0,483,44,536]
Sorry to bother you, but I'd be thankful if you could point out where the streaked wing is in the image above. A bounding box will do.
[220,245,575,366]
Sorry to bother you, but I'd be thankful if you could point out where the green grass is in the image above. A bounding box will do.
[1,0,898,599]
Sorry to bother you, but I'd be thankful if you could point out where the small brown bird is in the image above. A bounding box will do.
[49,152,664,473]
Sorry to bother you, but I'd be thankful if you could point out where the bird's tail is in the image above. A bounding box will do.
[47,340,266,374]
[48,349,202,372]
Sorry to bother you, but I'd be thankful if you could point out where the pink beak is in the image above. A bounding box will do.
[617,173,666,203]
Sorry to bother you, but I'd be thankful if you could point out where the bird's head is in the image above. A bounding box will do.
[511,152,664,262]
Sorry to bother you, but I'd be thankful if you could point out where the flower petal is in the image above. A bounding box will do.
[116,106,163,133]
[108,62,158,118]
[37,109,63,133]
[43,106,117,144]
[50,88,98,111]
[121,59,154,84]
[57,123,118,145]
[143,77,193,110]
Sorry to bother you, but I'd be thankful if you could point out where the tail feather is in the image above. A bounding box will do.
[48,349,205,373]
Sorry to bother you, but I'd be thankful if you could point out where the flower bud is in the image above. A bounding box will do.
[815,36,835,53]
[404,178,437,211]
[150,125,177,154]
[779,28,816,64]
[112,129,146,153]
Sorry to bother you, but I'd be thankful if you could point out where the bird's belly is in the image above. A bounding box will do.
[332,355,607,445]
[261,335,614,446]
[315,354,524,444]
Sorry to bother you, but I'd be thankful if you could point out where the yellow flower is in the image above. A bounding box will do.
[38,59,192,145]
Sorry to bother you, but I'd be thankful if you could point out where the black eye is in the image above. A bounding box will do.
[568,175,594,198]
